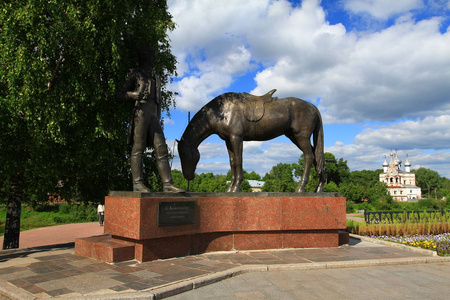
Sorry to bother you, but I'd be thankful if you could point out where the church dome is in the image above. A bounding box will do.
[405,154,411,166]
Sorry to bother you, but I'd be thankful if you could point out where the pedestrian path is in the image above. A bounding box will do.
[1,233,449,299]
[0,222,104,249]
[167,262,450,299]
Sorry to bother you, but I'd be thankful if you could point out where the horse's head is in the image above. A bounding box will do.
[177,139,200,181]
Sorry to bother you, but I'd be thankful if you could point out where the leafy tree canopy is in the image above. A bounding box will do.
[262,163,296,192]
[0,0,177,204]
[293,152,350,191]
[172,170,230,193]
[1,0,176,248]
[346,169,380,187]
[413,167,442,195]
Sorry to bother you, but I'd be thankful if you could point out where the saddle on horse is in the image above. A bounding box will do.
[241,89,278,122]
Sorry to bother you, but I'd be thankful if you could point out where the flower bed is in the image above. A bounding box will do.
[374,233,450,256]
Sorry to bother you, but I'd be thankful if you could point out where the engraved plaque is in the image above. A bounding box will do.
[158,201,195,226]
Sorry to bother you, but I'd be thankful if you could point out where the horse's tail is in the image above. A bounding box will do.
[313,111,325,176]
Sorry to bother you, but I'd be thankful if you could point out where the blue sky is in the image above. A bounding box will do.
[162,0,450,178]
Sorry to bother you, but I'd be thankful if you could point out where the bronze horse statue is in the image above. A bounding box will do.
[178,89,326,192]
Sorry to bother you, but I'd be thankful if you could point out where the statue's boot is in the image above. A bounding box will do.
[131,153,151,192]
[155,144,186,193]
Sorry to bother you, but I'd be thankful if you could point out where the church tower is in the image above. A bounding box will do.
[405,154,411,173]
[379,151,421,202]
[382,156,389,173]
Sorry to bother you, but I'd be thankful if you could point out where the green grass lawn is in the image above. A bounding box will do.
[0,204,98,236]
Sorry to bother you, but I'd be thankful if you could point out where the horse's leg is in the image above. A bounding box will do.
[313,160,326,192]
[316,171,326,192]
[286,132,314,193]
[225,139,236,192]
[225,137,243,192]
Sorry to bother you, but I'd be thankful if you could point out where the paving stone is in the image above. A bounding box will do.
[129,269,162,279]
[0,269,36,281]
[122,280,160,291]
[45,287,74,297]
[2,235,450,299]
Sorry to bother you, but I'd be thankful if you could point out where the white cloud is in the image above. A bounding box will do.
[243,141,264,154]
[198,142,227,159]
[163,118,175,126]
[172,138,450,179]
[253,14,450,124]
[354,115,450,150]
[342,0,423,20]
[166,0,450,179]
[167,0,265,111]
[321,16,450,124]
[327,142,450,178]
[169,0,450,123]
[196,161,230,174]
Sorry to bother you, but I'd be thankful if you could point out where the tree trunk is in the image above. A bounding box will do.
[2,171,24,249]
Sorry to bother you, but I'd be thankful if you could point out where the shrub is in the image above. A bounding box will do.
[58,204,71,214]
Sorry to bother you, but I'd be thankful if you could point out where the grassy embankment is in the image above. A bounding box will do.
[0,204,97,236]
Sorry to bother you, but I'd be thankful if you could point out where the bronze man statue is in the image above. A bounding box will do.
[117,46,184,193]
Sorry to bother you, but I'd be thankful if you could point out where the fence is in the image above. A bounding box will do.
[364,209,450,224]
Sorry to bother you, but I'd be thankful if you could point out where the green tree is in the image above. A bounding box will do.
[323,181,339,192]
[367,181,393,207]
[346,170,380,186]
[321,153,350,185]
[413,168,442,198]
[196,173,228,192]
[225,170,261,192]
[0,1,176,249]
[440,177,450,200]
[171,169,189,191]
[262,163,296,192]
[339,170,388,203]
[226,170,261,181]
[240,180,253,192]
[294,152,350,188]
[339,182,367,203]
[245,171,262,181]
[173,171,229,193]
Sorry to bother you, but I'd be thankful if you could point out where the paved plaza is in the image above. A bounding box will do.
[167,262,450,299]
[1,230,450,299]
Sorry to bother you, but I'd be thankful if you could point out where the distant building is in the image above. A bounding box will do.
[379,151,422,202]
[248,180,265,192]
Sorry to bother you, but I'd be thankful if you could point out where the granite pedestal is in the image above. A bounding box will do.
[75,192,346,262]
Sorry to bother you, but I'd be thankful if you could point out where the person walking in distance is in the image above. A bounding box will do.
[117,46,184,193]
[97,203,104,226]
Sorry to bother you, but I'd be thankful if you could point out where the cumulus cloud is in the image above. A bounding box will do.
[342,0,422,20]
[167,0,450,178]
[354,116,450,150]
[321,16,450,124]
[327,141,450,178]
[253,14,450,124]
[169,0,450,123]
[172,138,450,179]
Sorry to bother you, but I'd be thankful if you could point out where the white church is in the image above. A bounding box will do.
[379,151,422,202]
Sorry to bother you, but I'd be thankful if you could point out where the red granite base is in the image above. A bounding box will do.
[75,192,346,263]
[75,235,135,263]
